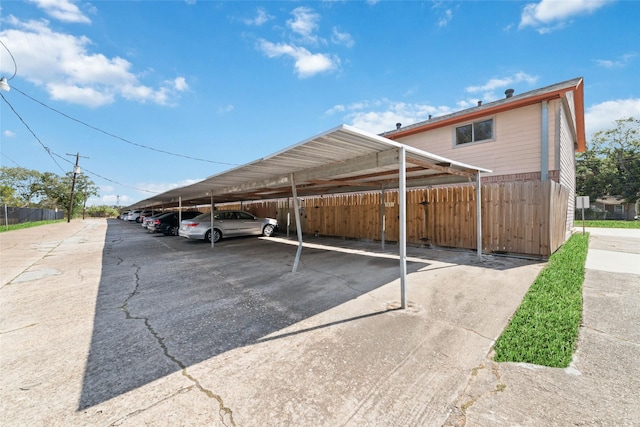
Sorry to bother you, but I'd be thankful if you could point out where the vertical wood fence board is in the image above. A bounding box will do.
[235,180,570,257]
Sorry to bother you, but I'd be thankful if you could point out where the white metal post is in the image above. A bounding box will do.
[290,174,303,273]
[476,173,483,262]
[381,186,386,251]
[210,194,215,249]
[399,147,407,309]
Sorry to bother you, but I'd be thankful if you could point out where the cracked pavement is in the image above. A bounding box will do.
[4,219,634,425]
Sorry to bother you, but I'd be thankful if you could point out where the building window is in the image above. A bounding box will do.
[613,205,623,214]
[455,118,494,145]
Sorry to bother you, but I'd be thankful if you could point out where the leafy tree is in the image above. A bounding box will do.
[577,117,640,205]
[54,173,100,218]
[0,166,100,215]
[86,205,120,218]
[0,167,43,206]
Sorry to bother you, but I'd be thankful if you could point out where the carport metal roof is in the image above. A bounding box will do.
[129,124,489,209]
[128,124,491,309]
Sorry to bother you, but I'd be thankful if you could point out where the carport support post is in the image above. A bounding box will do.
[381,186,386,251]
[476,172,482,262]
[210,194,215,249]
[290,174,303,273]
[399,147,407,309]
[178,196,182,224]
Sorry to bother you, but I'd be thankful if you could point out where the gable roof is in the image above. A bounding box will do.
[381,77,586,152]
[127,124,490,210]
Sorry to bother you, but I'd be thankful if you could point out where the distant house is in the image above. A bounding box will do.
[589,197,638,221]
[381,77,586,237]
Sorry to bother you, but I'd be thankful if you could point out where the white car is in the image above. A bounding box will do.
[179,211,277,243]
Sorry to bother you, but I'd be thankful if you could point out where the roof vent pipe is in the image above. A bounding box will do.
[478,100,482,106]
[428,114,432,120]
[396,123,402,130]
[505,88,515,98]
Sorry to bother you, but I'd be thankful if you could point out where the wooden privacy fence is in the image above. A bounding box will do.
[221,180,570,257]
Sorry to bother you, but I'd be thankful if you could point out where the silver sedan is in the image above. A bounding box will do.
[179,211,277,243]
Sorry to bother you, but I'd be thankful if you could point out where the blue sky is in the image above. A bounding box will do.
[1,0,639,207]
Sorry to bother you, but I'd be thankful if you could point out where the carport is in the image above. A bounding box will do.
[128,124,491,308]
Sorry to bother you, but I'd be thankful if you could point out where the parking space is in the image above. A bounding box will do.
[1,218,545,425]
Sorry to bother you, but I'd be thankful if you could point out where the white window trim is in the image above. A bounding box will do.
[453,116,496,148]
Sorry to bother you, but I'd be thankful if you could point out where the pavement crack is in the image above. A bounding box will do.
[119,264,235,426]
[581,324,640,345]
[444,361,506,427]
[0,323,38,335]
[106,385,196,426]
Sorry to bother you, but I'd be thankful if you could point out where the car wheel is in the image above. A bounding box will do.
[170,225,179,236]
[206,228,222,243]
[263,224,275,237]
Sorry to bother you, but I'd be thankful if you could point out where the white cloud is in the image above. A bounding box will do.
[331,27,354,48]
[217,104,234,114]
[464,72,538,102]
[0,17,188,107]
[519,0,612,33]
[287,6,321,44]
[466,72,538,93]
[3,130,17,138]
[140,178,202,196]
[326,99,454,134]
[595,53,636,69]
[243,7,273,26]
[172,76,189,91]
[258,39,338,78]
[438,9,453,27]
[585,98,640,138]
[28,0,91,24]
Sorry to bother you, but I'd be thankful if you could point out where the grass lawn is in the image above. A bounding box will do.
[577,220,640,229]
[493,232,589,368]
[0,220,65,233]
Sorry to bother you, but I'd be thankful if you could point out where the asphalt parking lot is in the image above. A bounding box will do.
[1,219,638,426]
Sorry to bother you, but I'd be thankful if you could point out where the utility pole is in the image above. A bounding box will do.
[66,152,89,223]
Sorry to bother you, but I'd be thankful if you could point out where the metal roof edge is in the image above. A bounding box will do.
[382,77,585,141]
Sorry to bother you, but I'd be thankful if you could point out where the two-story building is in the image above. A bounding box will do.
[381,77,586,242]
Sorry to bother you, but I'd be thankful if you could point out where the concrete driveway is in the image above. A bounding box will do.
[2,219,632,426]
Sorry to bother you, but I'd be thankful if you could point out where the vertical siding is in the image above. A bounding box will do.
[559,101,577,235]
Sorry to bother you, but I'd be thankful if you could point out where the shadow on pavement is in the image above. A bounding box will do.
[79,220,426,409]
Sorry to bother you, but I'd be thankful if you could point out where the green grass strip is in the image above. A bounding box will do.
[493,232,589,368]
[577,220,640,229]
[0,220,65,233]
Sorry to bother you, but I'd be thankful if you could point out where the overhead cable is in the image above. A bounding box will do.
[11,86,239,166]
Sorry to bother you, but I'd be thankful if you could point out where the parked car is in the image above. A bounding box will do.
[142,212,166,230]
[179,210,277,243]
[125,209,150,222]
[149,211,203,235]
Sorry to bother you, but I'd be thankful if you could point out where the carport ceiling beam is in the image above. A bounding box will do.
[211,149,401,197]
[294,149,400,182]
[406,155,476,178]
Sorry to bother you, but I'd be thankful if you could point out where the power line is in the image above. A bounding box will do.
[1,92,66,173]
[51,152,156,194]
[1,152,23,168]
[0,39,17,81]
[10,85,239,166]
[2,92,157,194]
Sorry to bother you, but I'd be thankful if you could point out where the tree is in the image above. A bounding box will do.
[577,117,640,205]
[0,167,44,206]
[0,166,100,214]
[53,173,100,218]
